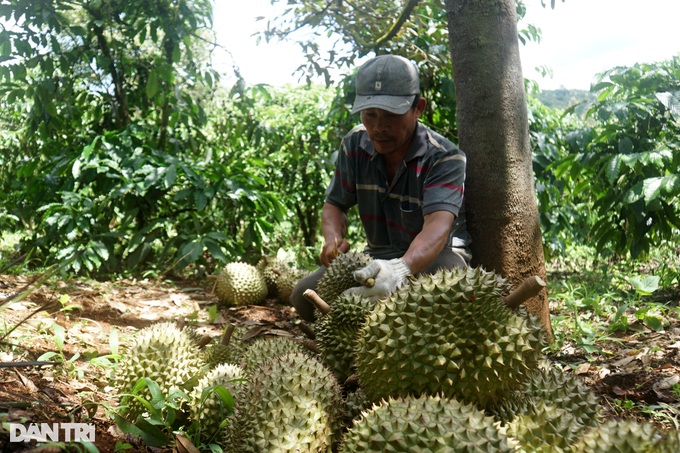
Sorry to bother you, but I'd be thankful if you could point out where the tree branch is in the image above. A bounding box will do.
[369,0,421,49]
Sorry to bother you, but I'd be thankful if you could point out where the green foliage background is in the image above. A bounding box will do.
[0,0,678,277]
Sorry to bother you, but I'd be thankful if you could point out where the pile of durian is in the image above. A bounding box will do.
[112,255,680,452]
[214,256,308,306]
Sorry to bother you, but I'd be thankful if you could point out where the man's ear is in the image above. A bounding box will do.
[415,97,427,116]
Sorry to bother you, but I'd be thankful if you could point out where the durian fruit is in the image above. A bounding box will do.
[524,364,603,427]
[339,394,516,452]
[354,266,544,410]
[181,325,205,345]
[113,321,204,420]
[341,388,373,426]
[256,255,288,298]
[503,399,585,452]
[489,363,603,429]
[315,292,374,383]
[659,429,680,452]
[204,325,248,369]
[239,335,308,373]
[189,363,246,446]
[316,252,373,303]
[275,268,309,304]
[571,418,667,453]
[236,352,343,452]
[215,262,267,306]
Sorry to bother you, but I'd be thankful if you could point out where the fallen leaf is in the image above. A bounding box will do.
[108,300,128,313]
[575,362,590,374]
[13,370,38,394]
[612,356,635,368]
[598,367,611,379]
[139,312,159,321]
[612,385,628,396]
[653,374,680,391]
[175,434,201,453]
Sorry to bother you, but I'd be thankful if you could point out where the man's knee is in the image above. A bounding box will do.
[420,248,469,275]
[290,267,326,322]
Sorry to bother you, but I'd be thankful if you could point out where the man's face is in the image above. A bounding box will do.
[360,100,424,157]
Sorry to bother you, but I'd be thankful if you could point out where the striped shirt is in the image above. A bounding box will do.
[325,122,469,260]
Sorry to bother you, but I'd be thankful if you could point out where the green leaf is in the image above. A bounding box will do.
[204,238,227,262]
[164,164,177,188]
[642,177,663,204]
[51,323,66,351]
[146,69,159,99]
[628,275,660,296]
[92,240,110,261]
[112,414,170,447]
[72,159,82,178]
[109,328,119,357]
[661,174,680,196]
[210,385,235,415]
[37,351,59,361]
[180,241,202,263]
[172,43,181,63]
[0,39,10,57]
[622,181,644,205]
[645,315,664,332]
[194,190,207,211]
[618,137,634,154]
[612,303,628,324]
[605,155,622,184]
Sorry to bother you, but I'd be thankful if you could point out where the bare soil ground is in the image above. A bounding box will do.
[0,272,678,452]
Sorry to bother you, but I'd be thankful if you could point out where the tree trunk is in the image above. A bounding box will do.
[445,0,553,340]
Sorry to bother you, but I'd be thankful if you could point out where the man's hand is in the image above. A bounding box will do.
[319,237,350,267]
[343,258,411,299]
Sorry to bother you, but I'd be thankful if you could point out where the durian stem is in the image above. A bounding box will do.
[504,275,546,309]
[302,339,321,354]
[344,373,360,389]
[298,321,317,339]
[196,335,212,348]
[303,289,331,315]
[220,324,235,346]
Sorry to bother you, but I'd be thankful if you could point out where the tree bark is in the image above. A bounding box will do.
[445,0,553,340]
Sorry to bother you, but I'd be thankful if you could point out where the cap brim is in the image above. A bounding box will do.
[351,94,416,115]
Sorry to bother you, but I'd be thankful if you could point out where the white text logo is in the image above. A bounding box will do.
[9,423,96,443]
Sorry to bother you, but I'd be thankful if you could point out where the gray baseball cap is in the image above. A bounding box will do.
[351,55,420,115]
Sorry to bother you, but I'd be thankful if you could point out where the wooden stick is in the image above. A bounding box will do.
[504,275,546,309]
[220,324,235,346]
[303,289,330,315]
[297,321,317,340]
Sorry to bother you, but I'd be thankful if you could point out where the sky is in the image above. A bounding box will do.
[214,0,680,91]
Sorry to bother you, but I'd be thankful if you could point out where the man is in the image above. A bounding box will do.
[291,54,470,322]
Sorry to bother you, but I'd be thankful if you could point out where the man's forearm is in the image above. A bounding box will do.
[321,202,348,242]
[402,211,454,275]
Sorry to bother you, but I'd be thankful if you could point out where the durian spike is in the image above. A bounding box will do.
[303,289,331,315]
[220,323,236,346]
[504,275,546,309]
[298,321,317,340]
[302,338,321,354]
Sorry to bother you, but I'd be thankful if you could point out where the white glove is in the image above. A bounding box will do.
[342,258,411,299]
